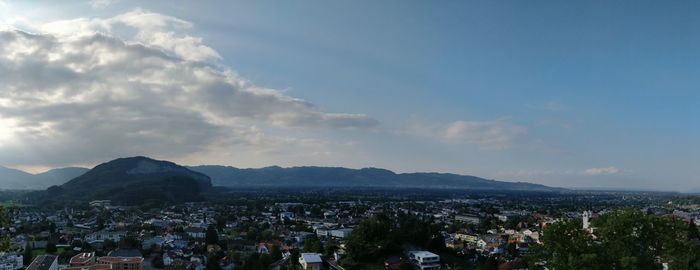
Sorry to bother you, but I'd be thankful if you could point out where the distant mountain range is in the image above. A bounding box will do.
[1,156,562,204]
[188,165,560,191]
[0,166,89,190]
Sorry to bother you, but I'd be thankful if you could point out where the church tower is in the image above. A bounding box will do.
[582,210,591,230]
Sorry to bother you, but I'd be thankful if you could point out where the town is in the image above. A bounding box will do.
[1,189,696,270]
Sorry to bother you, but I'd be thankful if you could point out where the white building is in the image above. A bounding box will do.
[299,253,323,270]
[582,210,592,230]
[329,228,353,239]
[0,253,23,270]
[408,251,440,270]
[85,230,126,243]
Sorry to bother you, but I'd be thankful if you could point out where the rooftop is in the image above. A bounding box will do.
[300,253,322,264]
[27,255,57,270]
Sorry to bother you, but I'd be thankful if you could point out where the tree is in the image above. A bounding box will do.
[103,239,117,251]
[206,254,222,270]
[530,209,700,270]
[151,255,164,269]
[206,224,219,246]
[303,237,324,253]
[23,242,33,265]
[288,249,301,270]
[0,207,10,252]
[46,242,58,254]
[270,245,283,261]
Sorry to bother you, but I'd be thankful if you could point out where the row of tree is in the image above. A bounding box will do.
[530,209,700,270]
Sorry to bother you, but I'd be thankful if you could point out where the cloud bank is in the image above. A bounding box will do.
[0,9,377,166]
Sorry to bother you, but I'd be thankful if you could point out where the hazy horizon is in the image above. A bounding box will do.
[0,1,698,191]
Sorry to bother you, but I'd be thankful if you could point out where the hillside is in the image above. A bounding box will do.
[45,157,212,205]
[188,165,560,191]
[0,166,88,190]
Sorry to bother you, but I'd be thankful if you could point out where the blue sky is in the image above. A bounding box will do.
[0,0,698,190]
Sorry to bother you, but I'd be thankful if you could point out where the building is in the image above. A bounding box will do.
[298,253,322,270]
[0,253,23,270]
[69,252,96,267]
[26,255,57,270]
[97,257,144,270]
[279,212,295,220]
[64,251,143,270]
[89,200,112,208]
[185,227,206,239]
[455,233,478,243]
[85,230,126,243]
[582,210,592,229]
[329,228,353,239]
[408,251,440,270]
[455,215,481,224]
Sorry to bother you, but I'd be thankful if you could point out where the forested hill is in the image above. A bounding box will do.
[188,165,561,191]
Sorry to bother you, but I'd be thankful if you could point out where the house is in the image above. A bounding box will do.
[455,215,481,224]
[0,252,23,270]
[64,250,143,270]
[256,243,269,254]
[445,238,463,249]
[408,251,440,270]
[280,212,295,221]
[68,252,96,267]
[455,233,478,243]
[85,230,126,243]
[26,255,57,270]
[299,253,323,270]
[89,200,111,208]
[333,249,346,261]
[97,256,144,270]
[185,227,206,239]
[315,228,330,238]
[329,228,353,239]
[142,236,166,249]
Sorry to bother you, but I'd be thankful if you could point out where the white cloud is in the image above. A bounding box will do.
[89,0,118,9]
[444,119,527,149]
[497,166,622,178]
[583,166,620,176]
[0,10,377,166]
[40,9,216,62]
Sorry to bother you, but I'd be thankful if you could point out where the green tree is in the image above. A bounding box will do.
[530,209,700,270]
[46,242,58,254]
[270,245,283,261]
[0,207,10,252]
[206,224,219,246]
[206,254,222,270]
[23,242,33,265]
[303,237,324,253]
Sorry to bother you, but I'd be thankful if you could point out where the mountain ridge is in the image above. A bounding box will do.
[0,166,89,190]
[2,158,562,192]
[44,156,212,205]
[187,165,561,191]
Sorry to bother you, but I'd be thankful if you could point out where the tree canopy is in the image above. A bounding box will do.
[530,209,700,270]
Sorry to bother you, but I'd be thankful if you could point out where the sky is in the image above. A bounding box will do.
[0,0,698,191]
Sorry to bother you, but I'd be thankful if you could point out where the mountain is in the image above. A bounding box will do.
[188,165,560,191]
[0,166,89,190]
[45,156,212,205]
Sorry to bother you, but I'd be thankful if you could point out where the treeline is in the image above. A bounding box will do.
[530,209,700,269]
[340,212,445,269]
